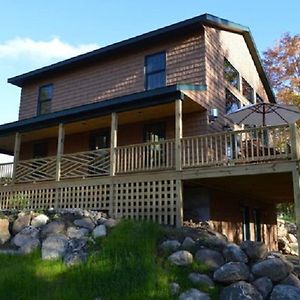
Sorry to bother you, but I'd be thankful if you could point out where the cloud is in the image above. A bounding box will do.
[0,37,99,63]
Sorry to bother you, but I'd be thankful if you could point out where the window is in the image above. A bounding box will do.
[224,58,239,90]
[242,78,254,103]
[38,84,53,115]
[242,206,251,241]
[225,89,241,114]
[256,94,264,103]
[33,142,48,158]
[144,122,166,142]
[145,52,166,90]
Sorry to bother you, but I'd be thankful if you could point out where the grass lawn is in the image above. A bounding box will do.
[0,220,219,300]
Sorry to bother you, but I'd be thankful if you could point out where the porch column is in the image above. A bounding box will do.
[12,132,21,183]
[55,123,65,181]
[290,123,300,160]
[175,99,183,171]
[176,179,183,227]
[292,169,300,260]
[110,112,118,176]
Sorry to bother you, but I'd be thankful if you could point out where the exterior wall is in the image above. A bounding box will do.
[210,190,277,250]
[19,111,208,160]
[204,26,270,131]
[19,30,206,120]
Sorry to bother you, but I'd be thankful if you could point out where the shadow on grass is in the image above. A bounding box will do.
[0,220,174,300]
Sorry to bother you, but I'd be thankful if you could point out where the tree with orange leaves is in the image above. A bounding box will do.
[263,33,300,106]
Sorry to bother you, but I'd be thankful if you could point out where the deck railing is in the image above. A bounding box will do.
[0,163,13,183]
[182,124,292,168]
[1,124,296,184]
[15,156,57,183]
[116,139,175,173]
[61,148,110,179]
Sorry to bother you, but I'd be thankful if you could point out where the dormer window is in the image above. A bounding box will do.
[38,84,53,115]
[145,52,166,90]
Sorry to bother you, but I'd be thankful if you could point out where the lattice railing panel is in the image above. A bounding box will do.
[114,179,178,225]
[15,157,56,183]
[61,149,110,179]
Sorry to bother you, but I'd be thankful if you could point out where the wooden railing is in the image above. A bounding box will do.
[116,140,175,173]
[3,124,297,184]
[15,156,57,183]
[0,163,13,183]
[61,148,110,179]
[182,125,292,168]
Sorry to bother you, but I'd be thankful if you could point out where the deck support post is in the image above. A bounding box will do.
[290,123,300,160]
[55,123,65,182]
[292,169,300,260]
[176,179,183,227]
[12,132,21,183]
[175,99,183,171]
[110,112,118,218]
[110,112,118,176]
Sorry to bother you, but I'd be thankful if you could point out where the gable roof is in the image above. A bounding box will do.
[7,13,275,103]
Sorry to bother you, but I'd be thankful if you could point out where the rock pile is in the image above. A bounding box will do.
[278,219,298,256]
[162,232,300,300]
[0,209,118,266]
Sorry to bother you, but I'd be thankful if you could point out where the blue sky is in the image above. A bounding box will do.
[0,0,299,159]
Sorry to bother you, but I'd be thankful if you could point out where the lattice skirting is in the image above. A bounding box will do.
[0,177,182,226]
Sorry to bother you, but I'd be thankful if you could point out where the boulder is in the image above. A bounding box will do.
[213,262,249,284]
[104,218,119,228]
[240,241,267,261]
[42,234,68,260]
[252,277,273,299]
[19,238,40,254]
[73,217,95,231]
[63,251,87,266]
[270,284,300,300]
[12,227,39,247]
[92,225,107,238]
[220,281,263,300]
[277,220,288,238]
[168,250,193,266]
[12,213,31,234]
[160,240,181,252]
[182,237,196,250]
[31,214,49,228]
[41,221,66,238]
[170,282,180,295]
[222,243,248,263]
[68,238,87,252]
[188,273,214,288]
[67,227,89,239]
[197,230,227,251]
[288,233,298,243]
[252,258,291,282]
[0,218,10,244]
[290,242,298,255]
[195,248,224,271]
[280,273,300,288]
[179,288,210,300]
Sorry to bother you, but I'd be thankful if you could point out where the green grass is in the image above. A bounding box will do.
[0,220,219,300]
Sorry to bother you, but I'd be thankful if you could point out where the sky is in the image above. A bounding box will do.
[0,0,299,162]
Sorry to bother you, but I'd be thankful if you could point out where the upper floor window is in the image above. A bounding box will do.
[224,58,239,90]
[256,94,264,103]
[145,52,166,90]
[38,84,53,115]
[242,78,254,103]
[226,89,241,114]
[33,142,48,158]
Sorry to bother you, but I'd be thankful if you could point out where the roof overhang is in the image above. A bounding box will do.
[7,14,275,103]
[0,84,205,137]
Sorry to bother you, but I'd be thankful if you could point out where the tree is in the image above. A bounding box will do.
[263,33,300,106]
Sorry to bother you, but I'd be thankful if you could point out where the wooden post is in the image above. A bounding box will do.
[55,123,65,181]
[12,132,21,183]
[110,112,118,176]
[290,123,300,160]
[292,169,300,260]
[175,99,183,171]
[176,179,183,227]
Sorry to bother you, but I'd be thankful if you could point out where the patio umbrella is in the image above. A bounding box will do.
[226,102,300,126]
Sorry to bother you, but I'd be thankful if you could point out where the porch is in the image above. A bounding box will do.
[0,123,297,184]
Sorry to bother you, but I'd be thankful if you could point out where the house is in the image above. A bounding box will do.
[0,14,299,250]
